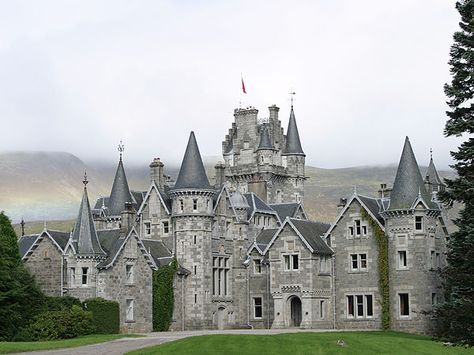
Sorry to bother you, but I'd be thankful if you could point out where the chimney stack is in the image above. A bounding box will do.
[337,198,347,211]
[378,183,391,199]
[120,202,136,234]
[248,175,267,203]
[215,162,226,187]
[150,158,164,189]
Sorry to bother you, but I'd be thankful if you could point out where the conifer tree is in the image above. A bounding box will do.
[437,0,474,345]
[0,212,44,340]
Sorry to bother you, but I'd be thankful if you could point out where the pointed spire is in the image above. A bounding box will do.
[173,131,211,190]
[108,144,134,216]
[257,125,274,150]
[425,150,444,186]
[389,137,435,210]
[283,105,305,156]
[72,173,105,256]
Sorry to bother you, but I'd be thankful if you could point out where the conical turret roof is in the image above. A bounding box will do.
[72,176,105,256]
[425,156,444,186]
[173,131,211,190]
[388,137,435,210]
[283,106,305,155]
[108,158,134,216]
[257,126,274,150]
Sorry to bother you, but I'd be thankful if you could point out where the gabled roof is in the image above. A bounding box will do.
[425,156,444,186]
[19,229,70,259]
[269,202,306,222]
[108,158,135,216]
[72,183,106,256]
[257,126,274,150]
[244,192,279,221]
[389,137,435,210]
[173,131,211,190]
[255,228,278,252]
[263,218,332,255]
[137,181,171,216]
[283,106,305,156]
[142,240,173,267]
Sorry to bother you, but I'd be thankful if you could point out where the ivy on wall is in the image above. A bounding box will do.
[152,258,178,331]
[361,208,390,329]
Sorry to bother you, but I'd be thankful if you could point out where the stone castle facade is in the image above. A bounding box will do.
[18,103,448,334]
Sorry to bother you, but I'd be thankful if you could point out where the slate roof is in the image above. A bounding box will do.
[19,230,70,258]
[357,195,385,226]
[283,106,305,155]
[108,159,135,216]
[290,219,332,255]
[72,185,106,256]
[270,203,301,221]
[389,137,436,210]
[19,234,39,257]
[94,197,110,210]
[255,228,278,251]
[142,240,173,267]
[257,126,274,150]
[173,131,211,190]
[425,157,444,186]
[97,229,122,253]
[244,192,278,220]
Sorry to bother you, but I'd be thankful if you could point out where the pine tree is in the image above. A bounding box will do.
[436,0,474,346]
[0,212,44,340]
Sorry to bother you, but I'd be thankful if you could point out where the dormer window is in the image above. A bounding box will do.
[415,216,423,231]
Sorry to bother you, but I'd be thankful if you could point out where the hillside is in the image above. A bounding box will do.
[0,151,456,230]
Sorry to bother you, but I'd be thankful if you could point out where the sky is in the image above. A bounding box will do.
[0,0,465,169]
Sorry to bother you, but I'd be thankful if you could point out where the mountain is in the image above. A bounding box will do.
[0,151,456,229]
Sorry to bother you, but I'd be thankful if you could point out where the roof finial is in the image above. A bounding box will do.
[418,187,422,197]
[430,147,433,160]
[83,171,88,187]
[354,185,358,195]
[43,220,47,231]
[289,91,296,107]
[20,218,25,237]
[118,140,124,161]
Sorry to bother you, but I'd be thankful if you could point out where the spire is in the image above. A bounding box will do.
[283,105,305,156]
[389,137,435,210]
[425,150,444,186]
[108,143,134,216]
[173,131,211,190]
[257,125,274,150]
[72,172,105,256]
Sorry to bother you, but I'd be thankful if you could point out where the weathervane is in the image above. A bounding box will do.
[430,148,433,160]
[289,91,296,107]
[20,218,25,237]
[118,140,125,161]
[83,171,88,187]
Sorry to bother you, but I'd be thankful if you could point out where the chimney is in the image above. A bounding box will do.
[337,198,347,211]
[268,105,279,122]
[149,158,164,189]
[215,162,226,187]
[121,202,136,234]
[378,183,392,199]
[248,175,267,203]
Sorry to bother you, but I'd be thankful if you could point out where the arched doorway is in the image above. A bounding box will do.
[217,307,226,330]
[289,296,302,327]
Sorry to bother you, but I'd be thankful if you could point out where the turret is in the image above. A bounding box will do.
[256,125,275,166]
[108,142,135,216]
[424,150,445,200]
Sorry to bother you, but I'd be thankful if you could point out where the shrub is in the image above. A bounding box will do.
[27,305,95,341]
[45,296,81,311]
[83,298,120,334]
[153,258,178,331]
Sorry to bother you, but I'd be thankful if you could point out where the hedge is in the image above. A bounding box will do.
[44,296,81,311]
[82,298,120,334]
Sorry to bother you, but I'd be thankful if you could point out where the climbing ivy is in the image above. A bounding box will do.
[152,258,178,331]
[361,208,390,330]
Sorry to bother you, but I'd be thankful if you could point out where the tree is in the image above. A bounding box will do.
[0,212,44,340]
[436,0,474,346]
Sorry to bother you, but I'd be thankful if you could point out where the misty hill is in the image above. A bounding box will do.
[0,151,455,226]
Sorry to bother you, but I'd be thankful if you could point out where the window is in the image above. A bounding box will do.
[320,300,325,319]
[415,216,423,231]
[430,251,436,269]
[355,220,361,236]
[431,293,437,306]
[254,297,262,318]
[194,265,197,275]
[349,226,354,237]
[193,235,197,244]
[399,293,410,316]
[397,251,407,269]
[350,253,367,271]
[126,264,134,284]
[193,199,198,211]
[436,253,441,268]
[194,294,197,304]
[212,256,230,296]
[283,254,299,271]
[347,294,373,319]
[362,226,367,235]
[81,267,88,286]
[70,267,75,286]
[179,199,184,212]
[144,222,151,236]
[162,221,169,234]
[254,259,262,274]
[126,299,134,321]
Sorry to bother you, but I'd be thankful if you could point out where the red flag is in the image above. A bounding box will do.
[241,77,247,94]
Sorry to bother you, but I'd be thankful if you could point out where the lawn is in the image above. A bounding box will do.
[128,331,474,355]
[0,334,141,354]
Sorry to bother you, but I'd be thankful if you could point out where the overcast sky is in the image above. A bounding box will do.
[0,0,465,169]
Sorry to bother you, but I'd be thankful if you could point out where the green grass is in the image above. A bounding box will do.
[128,331,474,355]
[0,334,142,354]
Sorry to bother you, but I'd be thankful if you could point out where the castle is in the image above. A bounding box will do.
[18,103,448,334]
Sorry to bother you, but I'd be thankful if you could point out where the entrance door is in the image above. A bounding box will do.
[217,307,225,330]
[290,297,302,327]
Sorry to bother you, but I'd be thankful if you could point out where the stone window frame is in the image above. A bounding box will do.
[431,292,438,307]
[430,250,436,270]
[319,299,326,319]
[81,267,88,286]
[70,267,76,286]
[282,253,300,272]
[192,199,198,212]
[348,253,368,273]
[212,255,231,297]
[398,292,411,319]
[162,220,170,234]
[414,215,424,232]
[347,217,368,239]
[125,263,134,285]
[144,221,151,236]
[253,258,262,274]
[253,296,263,319]
[397,250,408,270]
[125,298,135,322]
[346,293,374,319]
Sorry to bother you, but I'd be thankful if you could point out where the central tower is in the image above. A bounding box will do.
[222,104,306,204]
